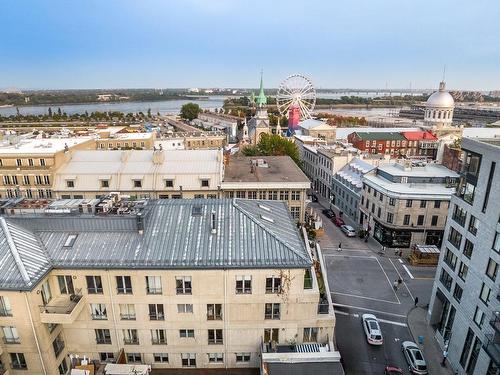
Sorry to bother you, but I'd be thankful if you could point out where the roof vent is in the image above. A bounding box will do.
[192,205,203,216]
[211,211,217,234]
[63,234,78,247]
[260,215,274,223]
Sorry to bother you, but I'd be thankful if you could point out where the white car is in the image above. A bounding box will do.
[341,224,356,237]
[402,341,428,374]
[361,314,383,345]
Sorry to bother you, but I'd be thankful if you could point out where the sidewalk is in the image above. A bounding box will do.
[407,307,453,375]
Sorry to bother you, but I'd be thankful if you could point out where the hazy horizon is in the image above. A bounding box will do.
[2,0,499,91]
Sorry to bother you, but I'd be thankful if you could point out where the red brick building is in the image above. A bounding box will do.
[347,132,407,156]
[401,131,438,159]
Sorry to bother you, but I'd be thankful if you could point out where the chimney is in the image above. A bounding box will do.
[136,212,144,234]
[211,211,217,234]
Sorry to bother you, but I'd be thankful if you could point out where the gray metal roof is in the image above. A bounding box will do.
[0,199,311,290]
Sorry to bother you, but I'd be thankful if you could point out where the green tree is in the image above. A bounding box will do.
[57,107,62,116]
[48,107,52,117]
[180,102,201,121]
[147,108,152,118]
[243,133,301,167]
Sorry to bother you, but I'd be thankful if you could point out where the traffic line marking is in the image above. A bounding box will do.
[374,257,401,304]
[334,310,350,316]
[323,254,375,259]
[402,265,415,279]
[398,259,403,264]
[332,302,407,318]
[332,291,400,305]
[389,259,415,301]
[352,313,359,318]
[378,318,407,327]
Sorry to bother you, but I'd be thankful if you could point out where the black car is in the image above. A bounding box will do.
[322,209,336,219]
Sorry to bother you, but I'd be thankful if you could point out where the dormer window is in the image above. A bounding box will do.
[101,180,109,188]
[201,179,209,188]
[66,180,75,188]
[63,234,78,247]
[133,180,142,188]
[165,179,174,188]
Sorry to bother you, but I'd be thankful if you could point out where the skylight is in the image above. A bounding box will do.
[192,205,203,216]
[63,234,78,247]
[258,204,271,212]
[260,215,274,223]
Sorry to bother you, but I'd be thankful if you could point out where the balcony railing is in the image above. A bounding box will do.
[3,337,20,344]
[317,303,329,314]
[87,287,103,294]
[149,314,165,321]
[91,314,108,320]
[120,313,136,320]
[207,314,222,321]
[96,337,112,345]
[123,338,139,345]
[117,287,133,294]
[146,287,162,295]
[10,362,27,370]
[39,289,85,324]
[483,333,500,366]
[0,308,12,317]
[490,312,500,333]
[151,338,166,345]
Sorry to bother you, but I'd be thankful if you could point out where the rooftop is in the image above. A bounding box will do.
[222,156,310,185]
[299,119,334,130]
[401,131,438,141]
[377,162,459,178]
[0,199,311,291]
[349,131,406,141]
[0,137,93,155]
[336,127,420,140]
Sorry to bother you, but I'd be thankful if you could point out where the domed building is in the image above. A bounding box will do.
[424,81,455,128]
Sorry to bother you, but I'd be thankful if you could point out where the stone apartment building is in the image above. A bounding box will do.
[0,199,335,374]
[428,138,500,375]
[359,161,459,248]
[0,136,95,200]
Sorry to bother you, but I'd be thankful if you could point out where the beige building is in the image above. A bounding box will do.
[298,119,336,140]
[0,136,95,200]
[360,161,459,248]
[0,199,335,374]
[221,156,311,221]
[96,131,156,150]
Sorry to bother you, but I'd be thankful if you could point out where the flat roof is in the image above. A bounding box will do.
[223,156,310,184]
[267,362,344,375]
[349,131,406,141]
[336,127,420,140]
[0,137,93,155]
[0,199,311,291]
[378,163,459,178]
[364,174,456,198]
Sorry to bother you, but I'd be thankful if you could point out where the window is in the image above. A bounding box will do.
[379,193,383,202]
[10,353,27,370]
[467,215,478,236]
[466,337,482,375]
[236,276,252,294]
[406,200,413,208]
[269,190,278,200]
[453,284,463,302]
[248,191,257,199]
[86,275,103,294]
[290,206,300,220]
[448,227,462,249]
[63,234,77,248]
[208,353,223,363]
[371,203,375,213]
[377,207,381,218]
[178,304,193,314]
[90,303,107,320]
[28,158,33,166]
[126,353,142,363]
[41,280,52,305]
[146,276,162,294]
[0,296,12,316]
[164,179,174,188]
[95,329,112,344]
[207,304,222,320]
[439,268,453,291]
[417,215,424,225]
[201,179,209,187]
[119,304,136,320]
[443,248,457,271]
[58,358,69,375]
[473,306,484,328]
[57,275,75,295]
[2,326,20,344]
[452,205,467,227]
[493,232,500,253]
[486,258,498,281]
[151,329,167,345]
[460,328,474,368]
[52,333,65,357]
[458,179,476,205]
[303,327,318,342]
[434,200,441,208]
[236,353,251,362]
[389,197,395,206]
[403,215,410,226]
[101,180,109,188]
[40,159,46,166]
[149,304,165,320]
[386,212,393,224]
[291,190,300,200]
[208,329,223,345]
[420,200,427,208]
[373,190,377,198]
[35,175,42,185]
[181,353,196,367]
[16,159,22,166]
[44,175,50,185]
[265,303,280,320]
[479,283,491,305]
[123,329,139,345]
[482,161,495,213]
[66,180,75,188]
[304,268,313,289]
[458,262,468,281]
[265,277,282,293]
[23,175,30,185]
[463,239,474,259]
[153,353,168,363]
[179,329,195,338]
[116,276,132,294]
[133,179,142,188]
[279,191,289,201]
[264,328,279,343]
[176,276,192,294]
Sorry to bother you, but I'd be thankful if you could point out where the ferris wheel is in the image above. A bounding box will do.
[276,74,316,120]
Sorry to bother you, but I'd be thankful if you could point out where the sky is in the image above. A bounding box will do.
[1,0,499,90]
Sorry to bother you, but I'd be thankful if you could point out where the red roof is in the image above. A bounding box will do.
[401,131,438,141]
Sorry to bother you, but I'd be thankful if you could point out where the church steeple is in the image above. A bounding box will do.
[256,70,267,107]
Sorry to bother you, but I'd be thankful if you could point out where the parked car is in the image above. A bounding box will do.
[384,366,403,375]
[311,194,318,202]
[341,224,356,237]
[361,314,383,345]
[402,341,428,374]
[322,209,335,219]
[334,217,345,227]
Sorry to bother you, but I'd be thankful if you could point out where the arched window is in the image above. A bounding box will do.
[433,110,436,119]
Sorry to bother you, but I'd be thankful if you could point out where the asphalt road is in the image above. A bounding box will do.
[311,202,437,375]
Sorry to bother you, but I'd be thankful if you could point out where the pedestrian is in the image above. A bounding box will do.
[393,280,399,291]
[414,296,419,307]
[337,242,342,252]
[398,277,402,285]
[399,249,403,257]
[441,350,448,366]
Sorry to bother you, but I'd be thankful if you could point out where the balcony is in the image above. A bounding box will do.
[0,308,12,317]
[151,338,166,345]
[39,290,85,324]
[2,337,20,345]
[490,311,500,333]
[96,337,112,345]
[483,333,500,366]
[123,338,139,345]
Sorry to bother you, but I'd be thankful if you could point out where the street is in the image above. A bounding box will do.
[310,202,437,374]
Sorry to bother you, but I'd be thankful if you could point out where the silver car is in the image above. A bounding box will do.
[341,224,356,237]
[402,341,428,374]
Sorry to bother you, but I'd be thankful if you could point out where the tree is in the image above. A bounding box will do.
[147,108,152,118]
[243,133,301,167]
[57,107,62,116]
[180,102,201,121]
[48,107,52,117]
